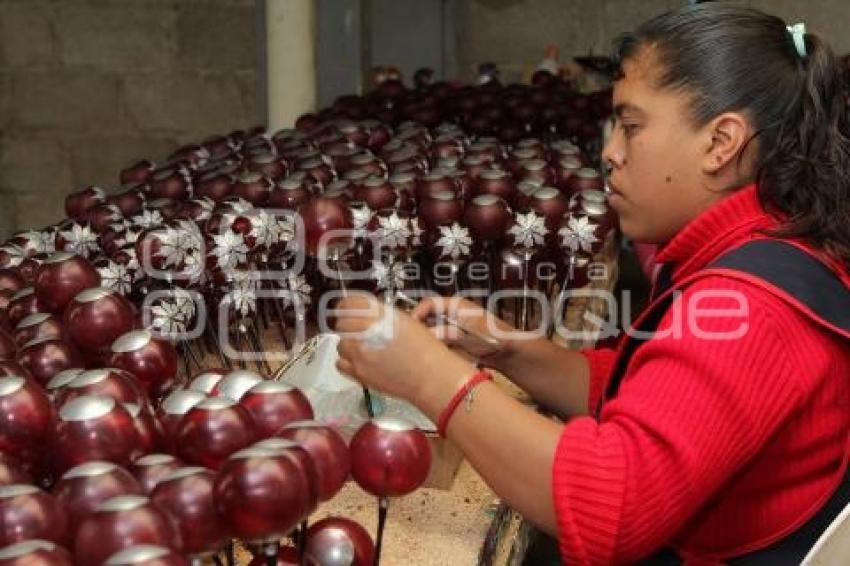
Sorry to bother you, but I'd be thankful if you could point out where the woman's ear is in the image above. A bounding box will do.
[701,112,752,175]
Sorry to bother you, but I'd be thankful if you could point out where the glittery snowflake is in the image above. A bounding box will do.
[60,223,99,257]
[132,209,164,229]
[371,260,407,291]
[249,210,295,248]
[211,230,249,271]
[559,215,600,254]
[435,223,472,259]
[18,230,54,255]
[160,220,203,269]
[374,212,411,250]
[279,274,312,307]
[225,198,254,215]
[149,290,196,335]
[350,205,373,239]
[98,261,133,295]
[509,211,548,249]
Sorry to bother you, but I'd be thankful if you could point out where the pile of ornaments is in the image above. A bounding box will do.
[0,70,615,564]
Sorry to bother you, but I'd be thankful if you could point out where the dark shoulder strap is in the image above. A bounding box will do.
[599,239,850,413]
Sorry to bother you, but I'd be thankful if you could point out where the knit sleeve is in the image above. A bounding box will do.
[552,277,814,564]
[581,348,617,413]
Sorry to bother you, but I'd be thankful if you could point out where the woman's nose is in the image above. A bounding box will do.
[602,134,625,171]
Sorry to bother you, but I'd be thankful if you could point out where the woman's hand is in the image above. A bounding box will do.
[410,296,516,361]
[334,293,474,410]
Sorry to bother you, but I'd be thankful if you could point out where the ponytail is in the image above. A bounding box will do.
[614,4,850,266]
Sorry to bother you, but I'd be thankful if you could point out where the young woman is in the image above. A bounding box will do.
[334,5,850,564]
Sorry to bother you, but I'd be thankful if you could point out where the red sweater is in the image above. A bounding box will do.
[553,184,850,564]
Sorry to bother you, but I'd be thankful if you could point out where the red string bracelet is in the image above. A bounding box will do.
[436,368,493,437]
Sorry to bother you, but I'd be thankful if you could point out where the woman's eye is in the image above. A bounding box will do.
[620,122,640,137]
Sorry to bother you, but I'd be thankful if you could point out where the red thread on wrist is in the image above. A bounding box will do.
[436,369,493,437]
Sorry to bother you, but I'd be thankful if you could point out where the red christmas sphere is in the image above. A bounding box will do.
[0,375,53,468]
[6,288,45,328]
[0,539,73,565]
[251,438,320,504]
[44,367,84,401]
[65,186,106,221]
[34,253,101,314]
[15,337,82,388]
[74,495,179,566]
[13,313,63,348]
[120,160,155,186]
[239,381,313,438]
[52,395,139,473]
[213,446,314,542]
[54,368,147,408]
[176,397,256,470]
[106,187,146,217]
[129,453,183,495]
[214,369,264,402]
[276,420,350,502]
[123,402,165,459]
[155,390,206,452]
[107,330,178,399]
[350,417,431,498]
[0,270,25,294]
[64,288,135,355]
[305,517,375,566]
[103,545,187,566]
[0,484,68,547]
[463,194,512,243]
[187,368,228,395]
[298,197,354,258]
[52,460,143,524]
[151,466,228,557]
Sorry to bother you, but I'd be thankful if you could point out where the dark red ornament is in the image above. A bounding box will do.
[0,539,73,565]
[34,253,101,314]
[214,369,263,402]
[176,397,256,470]
[64,288,135,354]
[239,381,313,438]
[155,389,206,452]
[107,330,178,399]
[298,197,354,258]
[13,313,63,347]
[0,270,25,294]
[54,367,147,408]
[6,288,45,328]
[74,495,179,566]
[0,376,53,469]
[65,186,106,221]
[53,460,143,524]
[463,194,512,243]
[130,453,183,495]
[15,337,82,388]
[350,417,431,498]
[276,420,350,502]
[0,484,68,546]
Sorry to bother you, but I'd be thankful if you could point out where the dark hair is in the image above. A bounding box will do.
[614,4,850,266]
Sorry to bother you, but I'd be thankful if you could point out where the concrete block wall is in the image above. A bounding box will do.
[0,0,259,237]
[454,0,850,83]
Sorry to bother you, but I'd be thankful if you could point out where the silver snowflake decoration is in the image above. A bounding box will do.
[98,261,133,295]
[132,209,164,229]
[0,244,25,268]
[60,223,99,257]
[559,215,600,254]
[149,290,196,335]
[279,274,312,307]
[435,223,472,259]
[350,205,373,239]
[109,219,134,234]
[374,212,411,250]
[249,210,295,248]
[509,211,548,249]
[189,198,215,222]
[225,198,255,215]
[229,286,257,317]
[211,230,249,271]
[371,260,407,291]
[160,220,203,269]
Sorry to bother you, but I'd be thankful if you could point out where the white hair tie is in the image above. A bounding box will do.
[787,22,807,58]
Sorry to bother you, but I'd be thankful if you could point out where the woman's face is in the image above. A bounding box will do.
[602,48,725,244]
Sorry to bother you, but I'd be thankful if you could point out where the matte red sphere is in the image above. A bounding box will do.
[130,453,183,495]
[34,253,101,314]
[176,397,256,470]
[52,395,139,473]
[298,197,354,257]
[0,539,73,565]
[107,330,178,399]
[13,313,63,347]
[305,517,375,566]
[213,446,314,542]
[276,420,350,502]
[239,381,313,438]
[0,484,68,546]
[53,461,143,524]
[156,390,207,451]
[350,417,431,498]
[64,288,135,354]
[0,376,54,467]
[54,368,147,408]
[15,337,82,388]
[151,466,228,556]
[103,544,187,565]
[74,495,179,566]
